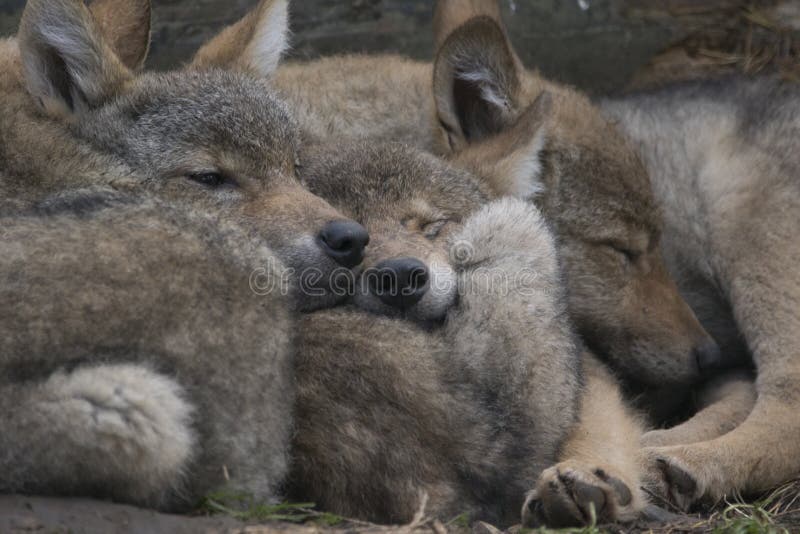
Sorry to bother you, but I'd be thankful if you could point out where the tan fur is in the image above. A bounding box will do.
[524,354,647,527]
[192,0,288,75]
[1,192,294,510]
[289,188,583,526]
[273,55,435,146]
[642,371,756,448]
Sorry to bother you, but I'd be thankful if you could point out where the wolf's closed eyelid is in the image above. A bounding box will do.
[186,171,238,189]
[422,219,450,239]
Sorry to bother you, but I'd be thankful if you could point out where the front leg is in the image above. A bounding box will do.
[642,183,800,510]
[641,370,756,448]
[523,355,649,527]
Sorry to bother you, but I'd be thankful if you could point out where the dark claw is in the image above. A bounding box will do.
[595,469,632,506]
[545,488,584,528]
[572,479,607,520]
[658,459,697,496]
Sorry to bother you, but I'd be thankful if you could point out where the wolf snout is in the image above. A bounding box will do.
[693,338,724,376]
[370,257,430,309]
[317,220,370,268]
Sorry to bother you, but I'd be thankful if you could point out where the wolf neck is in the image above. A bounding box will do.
[0,40,130,203]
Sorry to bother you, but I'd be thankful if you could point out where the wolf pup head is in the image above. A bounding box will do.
[299,142,494,324]
[6,0,367,311]
[429,4,720,386]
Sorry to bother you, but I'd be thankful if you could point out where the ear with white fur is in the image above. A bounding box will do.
[89,0,152,70]
[18,0,132,118]
[192,0,289,77]
[451,92,553,200]
[433,16,522,152]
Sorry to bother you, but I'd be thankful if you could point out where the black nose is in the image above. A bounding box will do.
[370,257,429,309]
[694,339,723,375]
[318,220,370,269]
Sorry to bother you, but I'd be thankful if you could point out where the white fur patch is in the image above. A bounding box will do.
[415,259,457,321]
[457,67,510,112]
[244,0,290,77]
[41,364,196,484]
[506,128,547,199]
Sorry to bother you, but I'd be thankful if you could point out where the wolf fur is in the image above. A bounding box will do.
[0,190,293,510]
[293,141,651,527]
[198,0,719,389]
[294,143,584,524]
[291,195,582,526]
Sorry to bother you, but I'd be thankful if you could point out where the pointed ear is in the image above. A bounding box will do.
[433,16,522,151]
[89,0,152,70]
[451,92,552,199]
[192,0,289,77]
[18,0,132,118]
[433,0,503,49]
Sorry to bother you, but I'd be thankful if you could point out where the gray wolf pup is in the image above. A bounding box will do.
[0,0,368,311]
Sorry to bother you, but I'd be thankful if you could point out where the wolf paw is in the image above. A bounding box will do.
[522,461,640,528]
[643,447,703,512]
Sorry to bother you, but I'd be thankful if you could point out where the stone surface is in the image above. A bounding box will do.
[0,0,705,93]
[2,1,796,92]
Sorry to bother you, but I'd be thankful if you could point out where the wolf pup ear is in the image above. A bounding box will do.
[192,0,289,77]
[433,0,503,49]
[18,0,132,118]
[451,92,552,200]
[433,16,522,152]
[89,0,152,70]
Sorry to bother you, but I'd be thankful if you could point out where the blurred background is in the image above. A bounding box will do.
[1,0,799,94]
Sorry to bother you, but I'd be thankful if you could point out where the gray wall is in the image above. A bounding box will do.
[0,0,748,93]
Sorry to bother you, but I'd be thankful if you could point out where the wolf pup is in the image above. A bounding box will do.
[0,190,292,510]
[600,78,800,509]
[296,141,658,528]
[285,141,585,525]
[198,0,723,401]
[0,0,368,312]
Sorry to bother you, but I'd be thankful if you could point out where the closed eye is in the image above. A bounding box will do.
[187,171,235,189]
[608,243,641,264]
[422,219,450,240]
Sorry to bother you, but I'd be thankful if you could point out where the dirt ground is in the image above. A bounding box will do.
[4,479,800,534]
